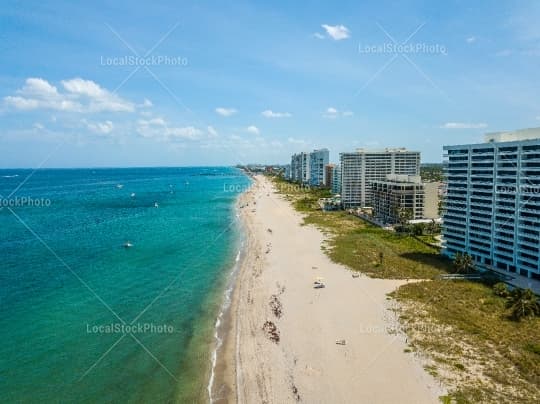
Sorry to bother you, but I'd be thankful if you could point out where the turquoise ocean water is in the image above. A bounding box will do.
[0,167,250,403]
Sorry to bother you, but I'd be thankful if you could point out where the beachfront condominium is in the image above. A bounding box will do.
[340,148,421,208]
[371,174,439,224]
[332,164,342,195]
[309,149,330,186]
[290,152,310,183]
[442,127,540,280]
[324,164,335,188]
[289,149,329,185]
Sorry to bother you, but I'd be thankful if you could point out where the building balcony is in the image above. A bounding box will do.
[469,201,493,208]
[494,210,515,218]
[470,194,493,200]
[469,233,492,244]
[519,222,540,232]
[494,253,515,266]
[517,255,539,267]
[518,242,539,254]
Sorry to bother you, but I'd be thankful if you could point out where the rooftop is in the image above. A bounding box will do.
[485,127,540,143]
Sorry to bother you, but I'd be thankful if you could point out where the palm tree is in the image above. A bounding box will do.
[493,282,510,298]
[506,288,540,321]
[397,207,413,226]
[453,252,475,274]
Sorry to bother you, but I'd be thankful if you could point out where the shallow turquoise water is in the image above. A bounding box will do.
[0,167,250,403]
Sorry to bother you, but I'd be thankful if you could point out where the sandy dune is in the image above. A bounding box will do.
[213,175,444,404]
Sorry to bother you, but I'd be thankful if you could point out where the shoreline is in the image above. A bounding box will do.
[207,177,255,403]
[212,175,445,403]
[209,182,256,403]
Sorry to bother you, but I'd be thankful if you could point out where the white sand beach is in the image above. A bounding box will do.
[213,175,445,403]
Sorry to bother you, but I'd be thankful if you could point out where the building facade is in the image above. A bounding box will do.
[332,164,342,195]
[371,175,425,224]
[290,152,310,183]
[340,148,420,208]
[290,149,329,185]
[442,128,540,280]
[324,163,335,188]
[309,149,329,186]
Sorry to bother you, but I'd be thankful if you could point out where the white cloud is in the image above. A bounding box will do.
[466,36,476,43]
[3,77,134,113]
[261,109,292,118]
[313,32,325,39]
[323,107,338,118]
[33,122,45,131]
[207,125,218,137]
[83,119,114,135]
[215,107,237,117]
[287,137,307,145]
[321,24,350,40]
[167,126,203,140]
[62,78,134,112]
[440,122,488,129]
[246,125,260,135]
[322,107,352,118]
[140,98,153,108]
[136,118,204,141]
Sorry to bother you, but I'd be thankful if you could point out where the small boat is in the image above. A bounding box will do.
[123,241,133,248]
[130,193,136,198]
[154,202,159,208]
[116,184,124,189]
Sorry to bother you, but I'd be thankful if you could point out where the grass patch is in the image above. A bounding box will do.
[391,280,540,403]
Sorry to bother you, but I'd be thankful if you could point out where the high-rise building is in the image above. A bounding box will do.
[308,149,329,186]
[332,164,342,195]
[290,149,329,185]
[442,127,540,280]
[340,148,420,208]
[371,175,425,223]
[324,164,335,188]
[290,152,310,183]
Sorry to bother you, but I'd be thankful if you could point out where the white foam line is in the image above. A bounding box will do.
[207,229,244,403]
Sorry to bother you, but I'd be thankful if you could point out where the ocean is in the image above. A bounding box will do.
[0,167,250,403]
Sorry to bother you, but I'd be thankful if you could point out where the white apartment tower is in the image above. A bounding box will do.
[290,152,310,183]
[309,149,330,186]
[443,127,540,280]
[290,149,329,185]
[340,148,420,208]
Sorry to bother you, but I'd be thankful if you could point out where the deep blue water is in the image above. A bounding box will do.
[0,167,250,403]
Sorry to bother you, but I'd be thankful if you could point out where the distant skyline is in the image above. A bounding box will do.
[1,0,540,167]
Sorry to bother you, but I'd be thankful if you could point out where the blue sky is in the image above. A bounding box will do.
[1,0,540,167]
